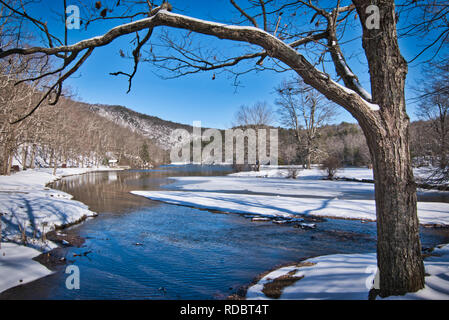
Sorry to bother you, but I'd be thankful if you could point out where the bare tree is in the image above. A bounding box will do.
[233,101,275,170]
[233,101,274,128]
[0,0,437,296]
[276,77,336,169]
[416,59,449,182]
[0,54,51,174]
[398,1,449,63]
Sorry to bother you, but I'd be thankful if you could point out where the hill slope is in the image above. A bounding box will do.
[88,104,193,150]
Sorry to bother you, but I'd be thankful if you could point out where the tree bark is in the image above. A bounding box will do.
[22,145,28,170]
[6,152,13,176]
[29,144,36,169]
[354,0,425,296]
[306,150,311,169]
[369,131,424,297]
[2,147,8,175]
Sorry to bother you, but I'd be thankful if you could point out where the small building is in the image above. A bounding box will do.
[108,159,118,168]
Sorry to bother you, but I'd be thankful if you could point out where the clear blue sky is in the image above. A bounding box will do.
[29,1,446,129]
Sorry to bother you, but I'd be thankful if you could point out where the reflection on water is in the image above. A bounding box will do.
[51,166,234,214]
[2,165,449,300]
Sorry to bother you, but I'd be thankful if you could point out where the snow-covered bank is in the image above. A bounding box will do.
[131,166,449,226]
[131,191,449,226]
[167,168,446,200]
[230,166,440,183]
[0,167,118,293]
[166,174,375,198]
[0,243,53,293]
[246,243,449,300]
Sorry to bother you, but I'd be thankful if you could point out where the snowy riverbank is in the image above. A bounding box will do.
[0,167,119,293]
[131,190,449,226]
[132,167,449,226]
[246,243,449,300]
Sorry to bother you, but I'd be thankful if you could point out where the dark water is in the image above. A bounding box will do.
[2,165,449,299]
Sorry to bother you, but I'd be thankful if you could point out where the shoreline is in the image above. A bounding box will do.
[132,190,449,228]
[244,243,449,300]
[0,167,124,294]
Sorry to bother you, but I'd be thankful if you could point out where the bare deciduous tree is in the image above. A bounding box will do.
[0,0,439,296]
[416,59,449,182]
[233,101,275,128]
[276,77,336,169]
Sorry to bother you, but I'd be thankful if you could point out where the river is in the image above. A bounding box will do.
[2,165,449,299]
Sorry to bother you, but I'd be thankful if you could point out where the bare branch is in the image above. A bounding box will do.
[110,27,154,93]
[1,7,379,127]
[10,47,94,124]
[230,0,259,28]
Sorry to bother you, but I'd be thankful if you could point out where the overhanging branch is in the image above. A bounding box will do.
[1,8,378,127]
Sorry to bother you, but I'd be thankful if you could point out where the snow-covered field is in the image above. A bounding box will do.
[132,167,449,226]
[247,243,449,300]
[0,167,117,293]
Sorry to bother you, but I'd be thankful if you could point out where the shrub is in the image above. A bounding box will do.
[286,168,300,179]
[320,156,342,180]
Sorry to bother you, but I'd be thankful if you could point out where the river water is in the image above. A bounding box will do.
[2,165,449,299]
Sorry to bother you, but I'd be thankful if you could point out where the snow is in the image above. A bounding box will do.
[0,242,53,293]
[364,101,380,111]
[0,167,117,293]
[131,166,449,226]
[0,168,119,246]
[131,190,449,226]
[330,80,379,111]
[247,243,449,300]
[168,170,374,198]
[161,167,441,200]
[130,165,449,300]
[230,166,438,183]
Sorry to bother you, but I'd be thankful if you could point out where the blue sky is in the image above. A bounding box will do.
[28,1,446,129]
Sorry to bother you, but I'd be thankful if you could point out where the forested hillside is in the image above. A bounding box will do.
[0,96,169,175]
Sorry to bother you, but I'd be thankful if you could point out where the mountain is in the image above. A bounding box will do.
[88,104,193,150]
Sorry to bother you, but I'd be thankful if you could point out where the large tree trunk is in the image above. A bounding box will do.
[366,125,425,297]
[354,0,425,296]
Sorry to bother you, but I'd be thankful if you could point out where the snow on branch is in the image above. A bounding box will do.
[1,7,380,126]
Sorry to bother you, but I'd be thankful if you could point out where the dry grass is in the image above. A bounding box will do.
[228,260,317,300]
[294,261,316,268]
[262,270,304,299]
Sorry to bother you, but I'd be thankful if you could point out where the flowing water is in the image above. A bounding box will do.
[2,165,449,299]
